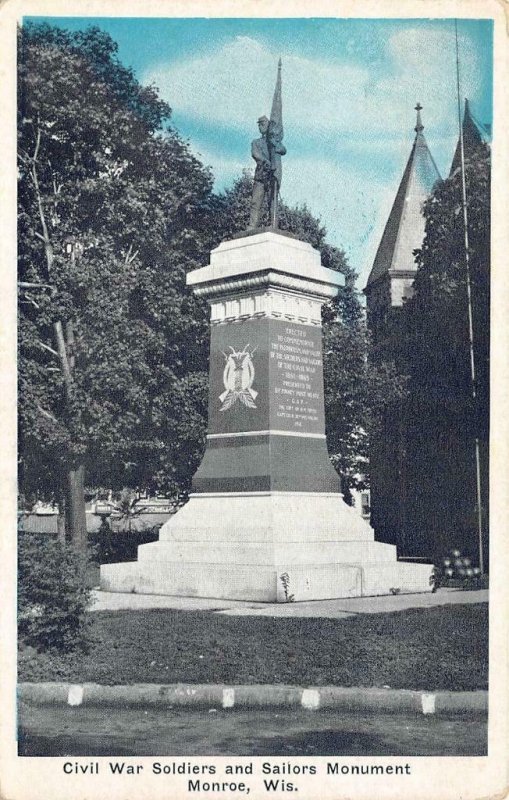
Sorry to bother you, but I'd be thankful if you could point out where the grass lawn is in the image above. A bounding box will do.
[18,603,488,691]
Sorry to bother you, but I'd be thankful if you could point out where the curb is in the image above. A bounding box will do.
[18,683,488,716]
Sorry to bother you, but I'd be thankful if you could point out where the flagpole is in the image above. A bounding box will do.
[272,181,278,228]
[455,19,484,574]
[269,58,283,229]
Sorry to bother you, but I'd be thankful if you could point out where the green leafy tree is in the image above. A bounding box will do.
[409,143,490,429]
[400,140,490,561]
[18,534,91,652]
[18,23,213,545]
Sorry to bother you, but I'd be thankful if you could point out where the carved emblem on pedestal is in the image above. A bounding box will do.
[219,345,258,411]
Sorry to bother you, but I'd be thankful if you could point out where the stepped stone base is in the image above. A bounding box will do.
[100,493,433,602]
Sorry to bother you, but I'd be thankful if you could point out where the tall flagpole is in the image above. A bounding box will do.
[455,19,484,574]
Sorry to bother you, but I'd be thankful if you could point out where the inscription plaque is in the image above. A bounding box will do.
[268,321,324,435]
[208,318,325,437]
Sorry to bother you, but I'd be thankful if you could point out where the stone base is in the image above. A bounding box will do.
[100,560,432,602]
[100,493,433,601]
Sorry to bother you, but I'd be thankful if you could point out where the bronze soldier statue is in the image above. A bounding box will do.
[249,61,286,229]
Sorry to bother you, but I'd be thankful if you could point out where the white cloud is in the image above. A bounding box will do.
[374,28,480,133]
[145,27,481,140]
[145,26,483,285]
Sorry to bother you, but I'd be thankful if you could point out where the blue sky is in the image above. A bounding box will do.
[28,17,493,287]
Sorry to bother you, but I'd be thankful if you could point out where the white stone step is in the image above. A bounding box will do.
[136,539,397,566]
[101,559,432,602]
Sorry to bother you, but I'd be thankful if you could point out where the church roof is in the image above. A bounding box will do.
[366,105,441,288]
[449,98,490,176]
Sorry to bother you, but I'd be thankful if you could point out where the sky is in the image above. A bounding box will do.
[28,16,493,288]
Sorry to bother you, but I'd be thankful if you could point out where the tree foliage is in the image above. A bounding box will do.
[18,534,91,652]
[394,139,490,560]
[408,142,490,436]
[18,23,212,503]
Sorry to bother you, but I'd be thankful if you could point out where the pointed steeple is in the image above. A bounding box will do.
[365,104,441,297]
[450,98,489,176]
[414,102,423,133]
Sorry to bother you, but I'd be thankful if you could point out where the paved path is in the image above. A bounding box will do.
[89,587,488,618]
[18,703,487,757]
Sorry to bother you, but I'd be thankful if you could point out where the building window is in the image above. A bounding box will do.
[361,492,371,518]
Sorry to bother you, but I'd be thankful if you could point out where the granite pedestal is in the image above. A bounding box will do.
[101,231,432,600]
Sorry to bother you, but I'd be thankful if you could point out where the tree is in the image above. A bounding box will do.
[399,140,490,562]
[409,142,490,431]
[18,23,213,544]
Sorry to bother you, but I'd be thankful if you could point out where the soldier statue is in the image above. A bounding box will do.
[249,61,286,229]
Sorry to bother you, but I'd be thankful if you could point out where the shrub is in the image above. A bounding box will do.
[18,534,92,653]
[89,525,159,564]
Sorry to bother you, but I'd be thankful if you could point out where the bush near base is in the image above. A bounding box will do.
[18,534,91,653]
[89,524,160,564]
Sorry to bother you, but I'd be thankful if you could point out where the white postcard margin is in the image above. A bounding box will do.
[0,1,507,799]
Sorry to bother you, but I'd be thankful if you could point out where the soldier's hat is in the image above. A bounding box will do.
[257,115,270,124]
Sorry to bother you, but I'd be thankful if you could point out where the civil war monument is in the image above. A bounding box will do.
[101,62,432,602]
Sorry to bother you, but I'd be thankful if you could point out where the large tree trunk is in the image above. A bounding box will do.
[66,462,88,552]
[54,320,88,553]
[56,512,66,544]
[29,133,88,555]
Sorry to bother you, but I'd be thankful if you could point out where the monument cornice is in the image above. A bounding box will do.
[187,231,344,299]
[192,269,338,302]
[188,232,342,327]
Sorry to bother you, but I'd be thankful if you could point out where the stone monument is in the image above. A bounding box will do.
[101,62,432,601]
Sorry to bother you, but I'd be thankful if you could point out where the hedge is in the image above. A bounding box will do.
[18,534,91,653]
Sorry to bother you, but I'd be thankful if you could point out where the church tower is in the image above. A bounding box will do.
[364,100,489,561]
[364,105,441,345]
[364,105,441,554]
